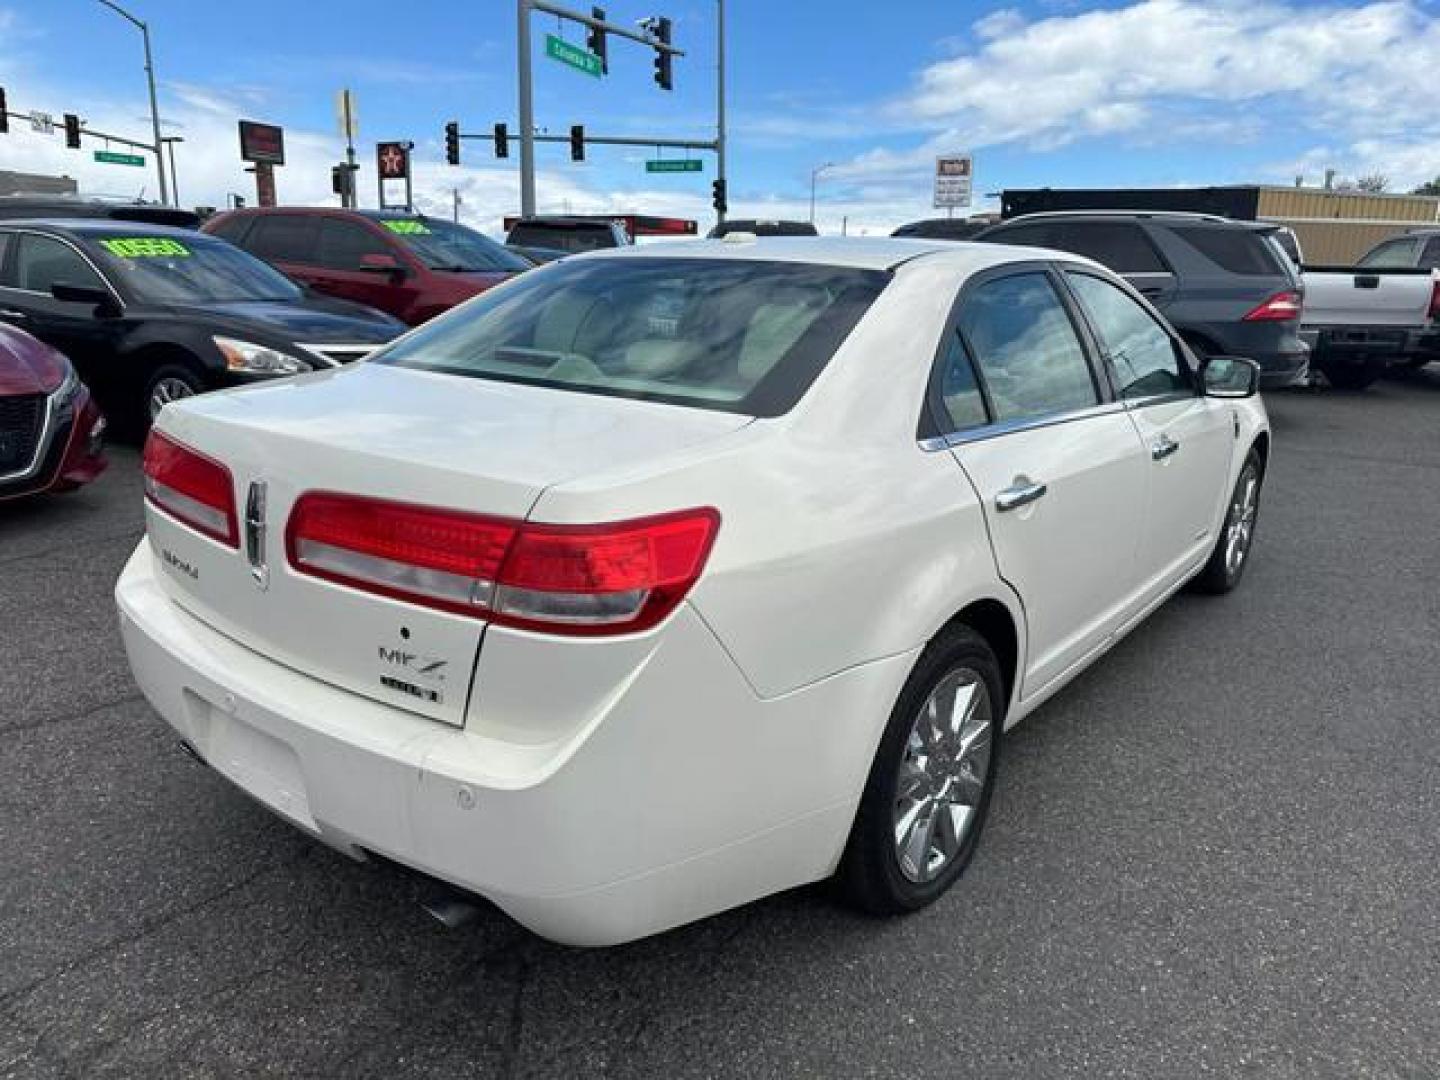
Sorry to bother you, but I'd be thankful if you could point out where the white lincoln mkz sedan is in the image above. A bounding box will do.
[117,237,1269,945]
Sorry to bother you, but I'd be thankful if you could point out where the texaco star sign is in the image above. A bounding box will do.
[380,144,407,178]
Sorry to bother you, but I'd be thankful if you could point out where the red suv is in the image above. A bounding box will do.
[204,208,529,326]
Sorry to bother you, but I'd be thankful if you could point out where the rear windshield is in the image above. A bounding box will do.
[377,218,529,273]
[87,233,302,303]
[373,257,889,416]
[508,222,618,253]
[1169,226,1285,276]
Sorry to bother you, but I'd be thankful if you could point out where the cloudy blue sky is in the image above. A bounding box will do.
[1,0,1438,235]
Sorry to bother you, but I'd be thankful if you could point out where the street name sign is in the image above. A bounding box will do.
[646,159,702,173]
[545,34,603,77]
[94,150,144,167]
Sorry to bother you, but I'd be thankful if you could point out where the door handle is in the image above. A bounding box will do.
[0,309,29,320]
[1151,435,1180,461]
[995,478,1048,512]
[1138,286,1164,298]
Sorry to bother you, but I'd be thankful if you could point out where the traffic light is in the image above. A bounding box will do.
[570,125,585,162]
[0,88,8,134]
[712,177,727,214]
[331,164,356,200]
[587,7,608,74]
[63,113,81,149]
[494,122,509,159]
[444,121,460,166]
[652,17,672,91]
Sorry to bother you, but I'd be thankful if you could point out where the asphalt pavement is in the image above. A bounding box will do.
[2,371,1438,1079]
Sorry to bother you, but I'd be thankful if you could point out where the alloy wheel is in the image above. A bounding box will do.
[149,377,196,420]
[1224,466,1259,577]
[893,667,994,883]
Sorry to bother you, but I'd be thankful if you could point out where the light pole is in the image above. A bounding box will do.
[161,135,183,205]
[97,0,169,207]
[809,161,834,224]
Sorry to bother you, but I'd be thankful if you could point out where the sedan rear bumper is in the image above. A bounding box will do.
[116,542,911,945]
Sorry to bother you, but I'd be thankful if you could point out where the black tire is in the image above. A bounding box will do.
[838,625,1004,915]
[142,362,207,426]
[1316,356,1383,390]
[1194,448,1263,594]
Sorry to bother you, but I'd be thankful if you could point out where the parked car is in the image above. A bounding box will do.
[504,216,631,254]
[204,208,529,327]
[0,322,106,500]
[977,211,1308,388]
[891,218,991,241]
[118,237,1269,946]
[1298,263,1438,388]
[0,194,201,230]
[1352,229,1440,370]
[708,219,818,238]
[0,220,404,425]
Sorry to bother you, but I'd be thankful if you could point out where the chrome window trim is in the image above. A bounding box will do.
[0,228,126,310]
[919,400,1127,452]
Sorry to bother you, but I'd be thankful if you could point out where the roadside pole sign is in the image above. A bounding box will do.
[934,154,973,209]
[376,141,410,181]
[646,159,702,173]
[545,34,603,77]
[94,150,144,167]
[29,111,52,134]
[238,119,286,166]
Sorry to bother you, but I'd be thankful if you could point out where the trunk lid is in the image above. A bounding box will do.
[145,363,750,725]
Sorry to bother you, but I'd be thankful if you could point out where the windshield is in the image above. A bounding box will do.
[377,218,529,273]
[373,257,889,416]
[89,234,302,303]
[507,223,619,253]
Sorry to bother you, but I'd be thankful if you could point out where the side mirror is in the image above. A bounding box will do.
[359,253,406,279]
[51,282,119,316]
[1201,355,1260,399]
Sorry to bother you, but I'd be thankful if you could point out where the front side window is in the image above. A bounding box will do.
[11,234,106,294]
[379,218,529,272]
[89,234,302,303]
[316,220,390,270]
[1066,272,1188,399]
[374,258,888,417]
[246,216,320,263]
[958,272,1099,423]
[1359,238,1419,268]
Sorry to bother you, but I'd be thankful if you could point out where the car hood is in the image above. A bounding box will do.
[163,297,405,345]
[0,323,66,395]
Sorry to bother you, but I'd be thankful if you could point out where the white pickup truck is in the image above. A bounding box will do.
[1280,228,1440,389]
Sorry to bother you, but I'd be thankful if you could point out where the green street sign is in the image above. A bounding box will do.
[646,159,703,174]
[94,150,144,167]
[545,34,603,77]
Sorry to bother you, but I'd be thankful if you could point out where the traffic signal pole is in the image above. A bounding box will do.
[715,0,726,227]
[515,0,687,218]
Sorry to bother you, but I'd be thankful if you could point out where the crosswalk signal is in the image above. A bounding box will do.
[444,121,460,166]
[570,124,585,163]
[494,122,509,159]
[63,113,81,149]
[652,17,672,91]
[712,177,727,214]
[587,7,608,74]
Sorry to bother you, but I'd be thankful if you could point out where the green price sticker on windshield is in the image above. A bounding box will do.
[383,220,431,235]
[101,237,191,258]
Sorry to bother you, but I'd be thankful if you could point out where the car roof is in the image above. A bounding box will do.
[568,236,1099,274]
[1000,209,1241,226]
[0,218,209,238]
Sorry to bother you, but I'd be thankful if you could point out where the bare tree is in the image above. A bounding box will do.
[1355,173,1390,193]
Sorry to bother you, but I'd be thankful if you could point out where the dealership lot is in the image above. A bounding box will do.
[2,375,1439,1078]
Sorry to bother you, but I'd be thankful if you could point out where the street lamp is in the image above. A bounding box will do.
[96,0,169,207]
[160,135,183,205]
[809,161,834,224]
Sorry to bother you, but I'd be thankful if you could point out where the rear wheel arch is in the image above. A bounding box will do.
[1250,430,1270,478]
[938,598,1020,713]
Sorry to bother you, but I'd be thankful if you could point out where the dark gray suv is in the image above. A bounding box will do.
[977,212,1308,388]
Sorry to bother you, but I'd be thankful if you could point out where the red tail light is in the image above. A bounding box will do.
[286,494,719,636]
[1243,290,1303,322]
[142,430,238,547]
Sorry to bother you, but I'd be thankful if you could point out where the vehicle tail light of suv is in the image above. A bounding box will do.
[143,430,239,547]
[1242,290,1303,322]
[286,492,719,636]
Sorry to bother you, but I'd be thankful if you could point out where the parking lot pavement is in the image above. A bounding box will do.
[2,371,1438,1080]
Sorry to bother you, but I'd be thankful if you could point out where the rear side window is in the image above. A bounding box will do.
[246,216,320,263]
[1043,222,1167,273]
[206,215,251,245]
[984,223,1052,250]
[958,272,1099,423]
[1169,226,1284,276]
[1358,238,1419,267]
[933,332,988,432]
[374,257,888,417]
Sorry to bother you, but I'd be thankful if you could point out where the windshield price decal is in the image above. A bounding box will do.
[383,221,431,235]
[101,238,192,258]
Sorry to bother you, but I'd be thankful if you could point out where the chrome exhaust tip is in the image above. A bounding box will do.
[420,892,483,930]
